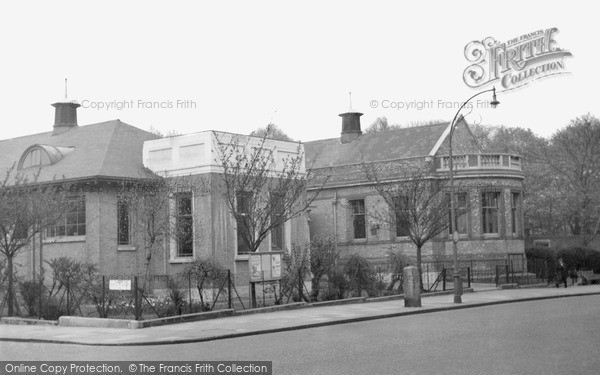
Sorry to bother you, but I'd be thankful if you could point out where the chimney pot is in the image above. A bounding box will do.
[339,111,363,144]
[52,100,80,134]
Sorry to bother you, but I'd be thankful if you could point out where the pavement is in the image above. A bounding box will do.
[1,284,598,346]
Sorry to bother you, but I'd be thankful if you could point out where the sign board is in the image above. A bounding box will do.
[109,279,132,291]
[249,252,283,282]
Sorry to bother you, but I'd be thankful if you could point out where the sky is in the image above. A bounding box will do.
[0,1,596,143]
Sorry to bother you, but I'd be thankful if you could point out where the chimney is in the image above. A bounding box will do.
[52,79,79,134]
[339,111,363,144]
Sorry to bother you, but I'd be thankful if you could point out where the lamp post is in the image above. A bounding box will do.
[449,87,499,304]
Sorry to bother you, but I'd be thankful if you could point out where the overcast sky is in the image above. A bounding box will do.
[1,1,596,142]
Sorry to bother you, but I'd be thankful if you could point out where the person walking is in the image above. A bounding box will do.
[555,257,568,288]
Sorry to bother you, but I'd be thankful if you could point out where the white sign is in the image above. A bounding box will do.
[109,279,131,291]
[249,252,283,282]
[271,254,281,278]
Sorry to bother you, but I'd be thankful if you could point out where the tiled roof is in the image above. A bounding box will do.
[0,120,160,184]
[305,122,449,169]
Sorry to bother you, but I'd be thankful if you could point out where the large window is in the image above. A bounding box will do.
[482,192,500,234]
[511,192,521,235]
[117,198,131,246]
[175,193,193,257]
[270,193,285,251]
[394,196,410,237]
[47,196,86,237]
[237,191,253,254]
[349,199,366,239]
[448,192,468,235]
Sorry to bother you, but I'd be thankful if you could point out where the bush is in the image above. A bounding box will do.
[282,243,310,303]
[526,247,557,261]
[558,247,600,273]
[19,279,43,317]
[309,237,339,301]
[186,257,228,309]
[387,250,412,292]
[344,254,377,297]
[166,278,186,316]
[323,270,349,300]
[526,246,600,278]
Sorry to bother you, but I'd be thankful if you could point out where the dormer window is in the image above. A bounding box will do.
[18,144,74,170]
[21,148,51,168]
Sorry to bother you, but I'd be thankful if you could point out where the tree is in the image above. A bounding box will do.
[249,124,294,142]
[214,131,326,306]
[115,172,209,287]
[539,114,600,245]
[0,167,68,316]
[365,117,393,133]
[363,161,450,288]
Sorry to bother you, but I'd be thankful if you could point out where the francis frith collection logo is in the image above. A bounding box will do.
[463,27,572,90]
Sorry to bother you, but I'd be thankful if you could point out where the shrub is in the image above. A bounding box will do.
[558,247,600,273]
[19,279,43,317]
[309,237,339,302]
[323,270,349,300]
[46,257,98,316]
[166,278,186,316]
[185,257,228,310]
[387,250,412,292]
[282,243,310,303]
[344,254,377,297]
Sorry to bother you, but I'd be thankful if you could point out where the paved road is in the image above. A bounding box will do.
[2,295,599,374]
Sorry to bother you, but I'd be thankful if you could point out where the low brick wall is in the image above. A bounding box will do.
[58,316,133,329]
[1,317,58,326]
[131,309,234,328]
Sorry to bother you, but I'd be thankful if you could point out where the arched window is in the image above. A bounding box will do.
[20,148,51,168]
[18,144,74,169]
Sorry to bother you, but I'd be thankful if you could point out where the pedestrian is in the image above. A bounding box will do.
[555,257,567,288]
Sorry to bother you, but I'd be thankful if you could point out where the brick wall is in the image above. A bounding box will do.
[308,174,525,265]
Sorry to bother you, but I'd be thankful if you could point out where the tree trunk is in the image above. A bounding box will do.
[416,245,424,291]
[310,274,321,302]
[7,255,14,316]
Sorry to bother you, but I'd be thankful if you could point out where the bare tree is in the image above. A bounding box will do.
[0,166,68,316]
[116,172,209,286]
[365,117,393,133]
[363,161,450,287]
[214,131,327,306]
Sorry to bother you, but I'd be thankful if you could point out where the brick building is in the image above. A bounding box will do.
[142,131,310,281]
[3,100,308,286]
[1,99,163,281]
[304,110,526,271]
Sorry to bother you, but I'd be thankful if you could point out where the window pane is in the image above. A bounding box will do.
[394,196,410,237]
[177,216,193,256]
[511,192,520,234]
[482,192,499,234]
[350,199,366,239]
[117,199,130,245]
[271,194,285,250]
[46,196,85,237]
[237,191,253,254]
[176,193,193,257]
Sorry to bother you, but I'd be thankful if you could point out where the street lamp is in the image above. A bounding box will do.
[448,86,499,304]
